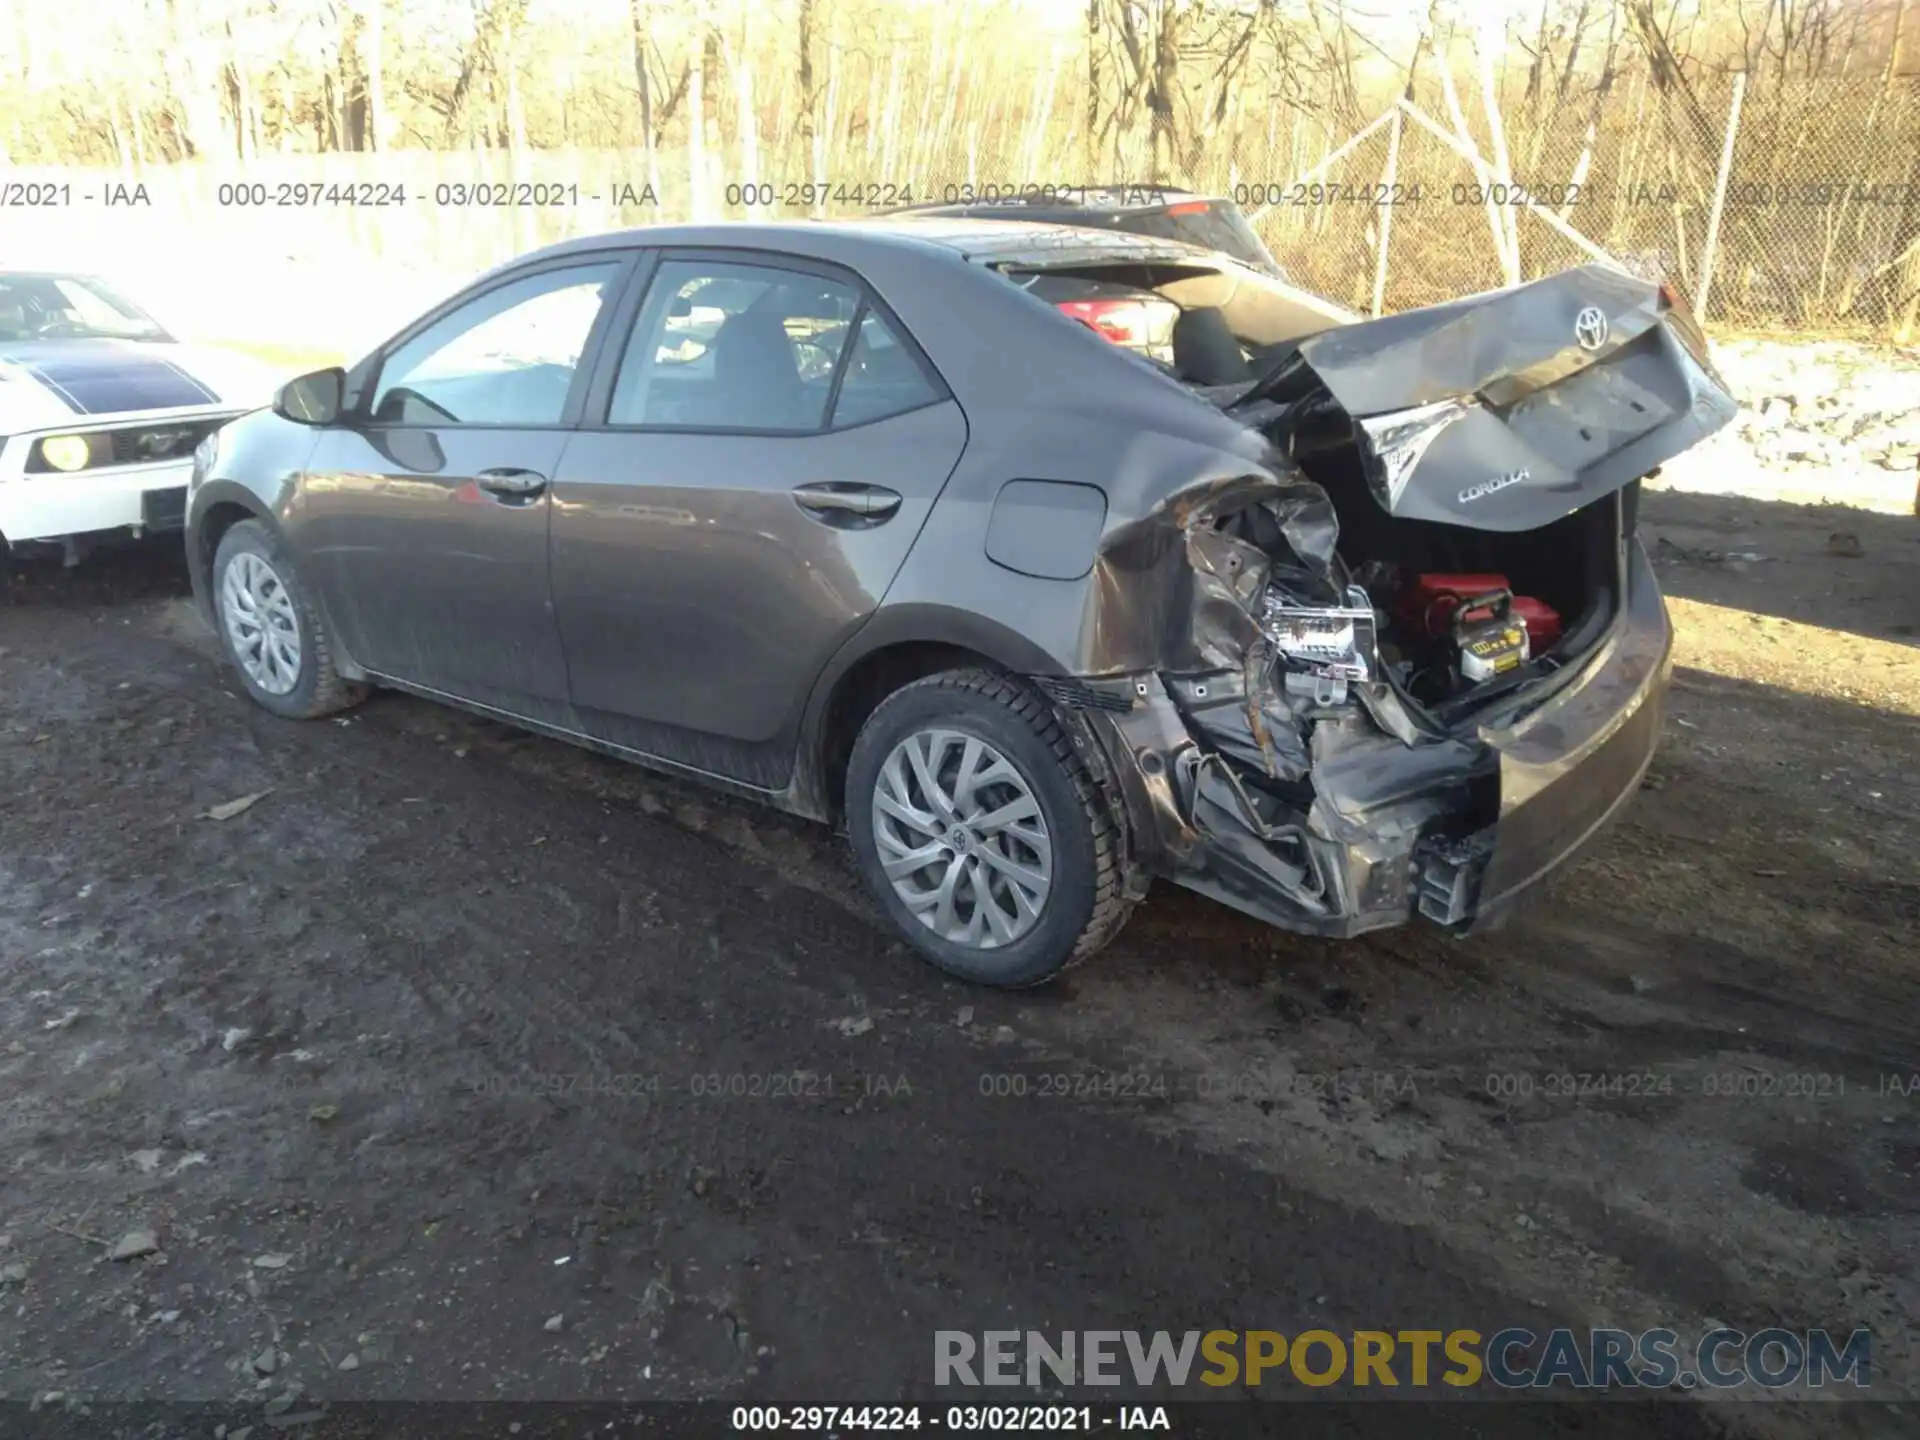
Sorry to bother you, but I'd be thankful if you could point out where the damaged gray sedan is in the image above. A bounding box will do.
[184,219,1735,987]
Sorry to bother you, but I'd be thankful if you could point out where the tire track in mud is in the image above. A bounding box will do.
[2,558,1911,1432]
[341,674,1920,1427]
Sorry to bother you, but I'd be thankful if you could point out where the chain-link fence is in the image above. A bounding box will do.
[4,65,1916,347]
[1208,68,1920,338]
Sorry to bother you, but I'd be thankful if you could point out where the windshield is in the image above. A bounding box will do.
[0,272,171,343]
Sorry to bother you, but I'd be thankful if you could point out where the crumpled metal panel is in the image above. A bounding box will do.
[1087,464,1347,676]
[1269,265,1737,532]
[1053,264,1719,937]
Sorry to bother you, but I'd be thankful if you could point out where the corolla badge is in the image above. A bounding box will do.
[1459,468,1530,504]
[1574,306,1609,350]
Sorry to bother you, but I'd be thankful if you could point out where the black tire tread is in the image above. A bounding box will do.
[875,666,1135,977]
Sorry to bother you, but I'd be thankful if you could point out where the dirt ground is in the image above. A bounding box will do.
[1,488,1915,1437]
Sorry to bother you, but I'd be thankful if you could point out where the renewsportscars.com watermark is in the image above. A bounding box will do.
[935,1327,1873,1391]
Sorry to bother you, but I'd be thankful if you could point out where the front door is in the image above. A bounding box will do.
[549,253,967,787]
[296,258,629,725]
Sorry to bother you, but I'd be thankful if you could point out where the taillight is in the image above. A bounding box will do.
[1658,280,1685,310]
[1164,200,1211,216]
[1056,298,1157,348]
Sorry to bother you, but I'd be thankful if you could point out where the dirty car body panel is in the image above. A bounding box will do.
[186,217,1734,945]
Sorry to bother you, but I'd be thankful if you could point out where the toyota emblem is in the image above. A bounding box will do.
[1575,306,1609,351]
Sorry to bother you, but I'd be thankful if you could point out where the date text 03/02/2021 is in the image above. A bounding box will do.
[730,1407,1170,1432]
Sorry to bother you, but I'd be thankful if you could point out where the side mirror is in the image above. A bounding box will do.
[273,367,346,425]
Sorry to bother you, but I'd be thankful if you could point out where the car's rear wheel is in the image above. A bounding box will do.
[212,519,364,720]
[846,668,1134,988]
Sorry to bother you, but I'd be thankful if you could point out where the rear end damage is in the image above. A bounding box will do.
[1061,266,1732,938]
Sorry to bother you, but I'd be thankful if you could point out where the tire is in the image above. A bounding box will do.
[211,519,365,720]
[846,667,1134,988]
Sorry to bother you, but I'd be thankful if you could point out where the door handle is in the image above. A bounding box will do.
[476,467,549,497]
[792,482,902,523]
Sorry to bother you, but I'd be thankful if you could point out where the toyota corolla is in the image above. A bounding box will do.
[184,220,1735,987]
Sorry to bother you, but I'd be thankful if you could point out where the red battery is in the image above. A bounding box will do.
[1397,573,1563,652]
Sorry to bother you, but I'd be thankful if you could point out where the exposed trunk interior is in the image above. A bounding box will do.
[1007,253,1718,727]
[1281,412,1629,725]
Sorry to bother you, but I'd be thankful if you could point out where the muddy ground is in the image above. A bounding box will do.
[1,489,1916,1438]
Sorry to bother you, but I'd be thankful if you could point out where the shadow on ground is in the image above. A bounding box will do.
[1641,487,1919,642]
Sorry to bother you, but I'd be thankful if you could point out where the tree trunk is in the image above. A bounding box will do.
[1086,0,1101,178]
[796,0,815,150]
[227,18,257,161]
[366,0,387,151]
[628,0,658,198]
[1148,0,1181,183]
[703,26,722,162]
[165,0,226,159]
[339,8,367,151]
[318,69,336,151]
[731,10,758,200]
[864,50,882,162]
[503,8,526,153]
[689,31,709,220]
[1888,0,1913,96]
[911,19,939,182]
[933,30,962,182]
[879,45,902,185]
[816,34,838,214]
[226,62,251,159]
[278,69,295,153]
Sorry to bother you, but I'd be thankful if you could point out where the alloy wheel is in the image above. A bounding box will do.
[220,550,303,697]
[871,728,1053,949]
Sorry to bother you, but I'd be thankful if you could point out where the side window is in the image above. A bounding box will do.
[608,260,859,432]
[830,310,942,429]
[370,263,621,427]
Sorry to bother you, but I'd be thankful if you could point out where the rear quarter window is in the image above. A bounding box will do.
[830,310,943,429]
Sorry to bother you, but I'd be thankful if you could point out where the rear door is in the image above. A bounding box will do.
[296,255,634,725]
[548,249,968,788]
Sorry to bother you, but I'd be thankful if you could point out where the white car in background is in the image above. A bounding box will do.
[0,269,278,563]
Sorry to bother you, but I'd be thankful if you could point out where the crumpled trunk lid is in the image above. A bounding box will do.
[1258,264,1737,533]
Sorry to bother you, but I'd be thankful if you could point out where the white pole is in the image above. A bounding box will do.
[1397,99,1627,271]
[1695,71,1747,321]
[1244,108,1396,224]
[1371,107,1403,318]
[1436,55,1515,286]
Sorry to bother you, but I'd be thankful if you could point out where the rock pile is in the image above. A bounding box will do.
[1711,338,1918,474]
[1655,336,1919,514]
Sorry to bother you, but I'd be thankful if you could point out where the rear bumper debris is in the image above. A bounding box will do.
[1066,538,1672,939]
